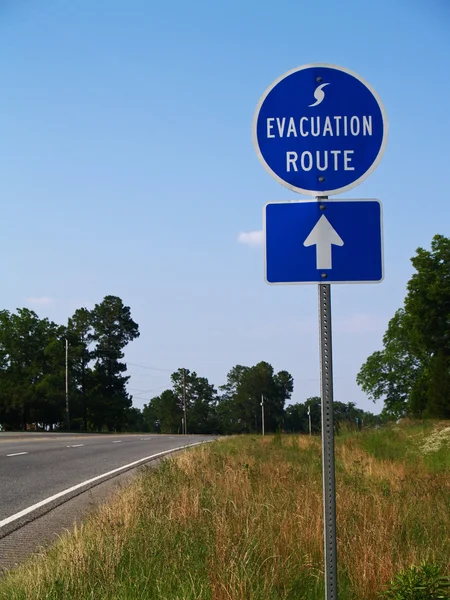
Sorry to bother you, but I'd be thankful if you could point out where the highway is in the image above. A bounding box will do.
[0,433,215,528]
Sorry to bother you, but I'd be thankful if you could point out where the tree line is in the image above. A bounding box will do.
[0,295,139,431]
[10,235,448,435]
[142,362,380,434]
[357,234,450,420]
[0,294,381,433]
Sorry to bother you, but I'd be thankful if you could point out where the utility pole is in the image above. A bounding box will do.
[182,368,187,435]
[65,338,70,432]
[308,404,312,436]
[261,394,265,436]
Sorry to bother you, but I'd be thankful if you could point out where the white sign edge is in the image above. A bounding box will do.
[263,198,385,285]
[252,63,389,196]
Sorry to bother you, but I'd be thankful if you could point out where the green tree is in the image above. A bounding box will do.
[404,235,450,357]
[273,370,295,429]
[67,307,94,430]
[219,362,293,434]
[34,326,68,428]
[284,397,321,434]
[357,234,450,419]
[284,398,381,433]
[423,350,450,418]
[124,407,147,432]
[171,369,217,434]
[403,235,450,418]
[357,310,424,418]
[284,402,309,433]
[90,296,140,431]
[0,297,145,432]
[143,390,182,433]
[0,309,65,430]
[217,365,250,433]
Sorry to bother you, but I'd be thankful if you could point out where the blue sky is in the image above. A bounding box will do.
[0,1,449,412]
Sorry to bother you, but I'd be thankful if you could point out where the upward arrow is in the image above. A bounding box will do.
[303,215,344,270]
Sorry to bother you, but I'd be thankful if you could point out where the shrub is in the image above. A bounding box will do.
[380,562,450,599]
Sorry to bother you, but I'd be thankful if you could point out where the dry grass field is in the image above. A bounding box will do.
[0,421,448,599]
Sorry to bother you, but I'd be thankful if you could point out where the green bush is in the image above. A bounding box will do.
[380,563,450,599]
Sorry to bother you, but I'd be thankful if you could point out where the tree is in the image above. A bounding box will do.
[285,397,381,434]
[0,309,66,430]
[404,235,450,357]
[0,297,142,432]
[67,308,94,430]
[422,351,450,419]
[357,235,450,419]
[284,402,309,433]
[143,390,181,433]
[285,397,321,433]
[357,309,422,418]
[219,362,293,434]
[171,369,218,434]
[217,365,250,433]
[34,325,68,428]
[125,407,147,432]
[90,296,140,431]
[274,370,295,429]
[403,235,450,418]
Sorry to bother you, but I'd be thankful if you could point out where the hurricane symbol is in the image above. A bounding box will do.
[308,83,330,107]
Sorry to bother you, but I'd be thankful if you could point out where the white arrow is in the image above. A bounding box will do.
[303,215,344,270]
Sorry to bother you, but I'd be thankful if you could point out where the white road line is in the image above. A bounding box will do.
[6,452,29,457]
[67,444,84,448]
[112,440,122,443]
[0,441,208,529]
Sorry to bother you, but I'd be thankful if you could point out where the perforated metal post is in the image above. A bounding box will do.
[319,282,338,600]
[183,369,187,435]
[65,338,70,432]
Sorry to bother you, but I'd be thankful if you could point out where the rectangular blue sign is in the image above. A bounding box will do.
[264,199,383,284]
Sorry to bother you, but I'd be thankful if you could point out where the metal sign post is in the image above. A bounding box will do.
[183,368,187,435]
[319,280,338,600]
[253,63,388,600]
[65,338,70,432]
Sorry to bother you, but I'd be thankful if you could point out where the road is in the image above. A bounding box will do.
[0,433,214,527]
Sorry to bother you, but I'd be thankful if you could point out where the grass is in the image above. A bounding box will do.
[0,421,449,600]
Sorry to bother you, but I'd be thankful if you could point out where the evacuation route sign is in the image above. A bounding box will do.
[253,63,388,196]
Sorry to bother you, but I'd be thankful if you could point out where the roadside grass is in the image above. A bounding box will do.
[0,422,448,600]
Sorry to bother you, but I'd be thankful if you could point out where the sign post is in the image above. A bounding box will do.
[319,271,338,600]
[253,63,388,600]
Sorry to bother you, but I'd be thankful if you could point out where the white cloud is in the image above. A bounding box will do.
[237,230,263,247]
[26,296,54,307]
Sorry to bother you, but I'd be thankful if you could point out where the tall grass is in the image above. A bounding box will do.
[0,422,449,600]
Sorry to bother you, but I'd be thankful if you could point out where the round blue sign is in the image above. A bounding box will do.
[253,64,388,196]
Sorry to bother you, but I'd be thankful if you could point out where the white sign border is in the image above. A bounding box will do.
[263,198,385,285]
[253,64,389,197]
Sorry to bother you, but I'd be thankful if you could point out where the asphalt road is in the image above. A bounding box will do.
[0,433,214,525]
